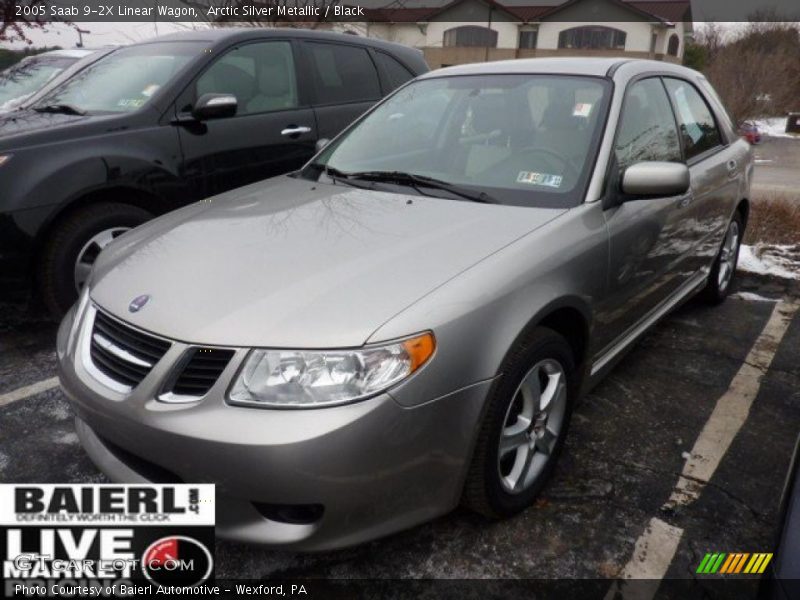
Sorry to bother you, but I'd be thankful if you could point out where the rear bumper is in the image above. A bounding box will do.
[58,300,490,550]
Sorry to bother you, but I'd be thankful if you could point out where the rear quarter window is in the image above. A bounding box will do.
[305,42,381,105]
[374,52,415,92]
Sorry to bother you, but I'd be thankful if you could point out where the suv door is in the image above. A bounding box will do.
[663,77,741,273]
[300,41,383,140]
[596,77,693,353]
[174,40,317,200]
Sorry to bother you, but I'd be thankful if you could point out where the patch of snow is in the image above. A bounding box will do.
[752,117,800,139]
[738,244,800,280]
[731,291,779,303]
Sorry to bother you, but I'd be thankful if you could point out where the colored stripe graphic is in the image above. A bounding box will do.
[699,552,773,574]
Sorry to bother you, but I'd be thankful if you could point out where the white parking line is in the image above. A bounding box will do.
[664,299,799,510]
[0,377,60,408]
[609,298,799,597]
[605,518,684,600]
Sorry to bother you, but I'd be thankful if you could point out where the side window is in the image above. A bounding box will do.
[305,42,381,105]
[664,78,723,160]
[195,41,298,116]
[374,51,414,92]
[615,78,682,170]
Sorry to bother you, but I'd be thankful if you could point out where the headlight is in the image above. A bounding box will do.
[228,332,435,408]
[0,155,11,167]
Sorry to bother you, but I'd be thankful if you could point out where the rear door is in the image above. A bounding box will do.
[175,40,317,200]
[596,77,694,353]
[663,77,741,273]
[299,41,383,140]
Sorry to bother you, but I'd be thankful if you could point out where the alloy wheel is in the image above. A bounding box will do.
[497,358,568,494]
[717,220,740,292]
[74,227,130,292]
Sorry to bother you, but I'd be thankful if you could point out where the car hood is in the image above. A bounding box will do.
[91,176,566,348]
[0,109,133,150]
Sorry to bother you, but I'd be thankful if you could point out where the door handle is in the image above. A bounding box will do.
[281,126,312,137]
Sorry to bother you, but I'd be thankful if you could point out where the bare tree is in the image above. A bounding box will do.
[0,0,76,45]
[696,20,800,123]
[179,0,348,30]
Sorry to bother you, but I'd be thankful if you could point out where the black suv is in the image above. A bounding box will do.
[0,29,427,314]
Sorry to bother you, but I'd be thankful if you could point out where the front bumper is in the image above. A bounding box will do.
[57,301,490,550]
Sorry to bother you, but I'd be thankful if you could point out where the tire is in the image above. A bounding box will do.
[463,327,577,518]
[699,211,744,305]
[38,203,152,317]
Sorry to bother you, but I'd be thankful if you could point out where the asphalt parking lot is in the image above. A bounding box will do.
[1,272,798,594]
[752,136,800,195]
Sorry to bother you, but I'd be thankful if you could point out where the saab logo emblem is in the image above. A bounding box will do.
[696,552,773,574]
[142,535,214,586]
[129,294,151,313]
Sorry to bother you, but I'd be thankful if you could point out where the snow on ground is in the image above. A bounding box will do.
[739,244,800,280]
[731,291,779,303]
[753,117,800,139]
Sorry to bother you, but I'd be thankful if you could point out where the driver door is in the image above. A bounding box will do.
[594,77,694,354]
[174,40,317,200]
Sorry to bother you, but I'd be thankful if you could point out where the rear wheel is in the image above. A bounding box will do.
[463,327,577,518]
[38,203,152,317]
[700,212,743,305]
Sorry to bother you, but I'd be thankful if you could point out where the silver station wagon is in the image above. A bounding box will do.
[58,58,752,550]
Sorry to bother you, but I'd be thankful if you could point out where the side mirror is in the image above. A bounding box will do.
[315,138,331,153]
[192,93,237,121]
[621,162,690,197]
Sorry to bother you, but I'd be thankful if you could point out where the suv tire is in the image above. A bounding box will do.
[39,203,152,317]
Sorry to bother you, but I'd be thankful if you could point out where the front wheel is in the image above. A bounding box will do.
[699,212,743,305]
[463,327,577,518]
[38,203,152,317]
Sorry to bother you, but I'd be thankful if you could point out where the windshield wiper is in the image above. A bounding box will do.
[317,165,376,191]
[33,103,86,116]
[345,171,498,204]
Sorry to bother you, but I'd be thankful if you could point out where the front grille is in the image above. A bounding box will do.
[90,310,171,388]
[168,347,235,397]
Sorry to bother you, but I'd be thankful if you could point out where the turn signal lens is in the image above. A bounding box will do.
[403,332,436,372]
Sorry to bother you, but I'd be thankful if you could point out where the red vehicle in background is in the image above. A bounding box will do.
[739,121,762,144]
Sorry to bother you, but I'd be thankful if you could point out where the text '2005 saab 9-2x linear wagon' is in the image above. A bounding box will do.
[58,57,753,550]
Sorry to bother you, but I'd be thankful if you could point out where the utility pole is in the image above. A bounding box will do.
[76,28,91,48]
[485,5,493,62]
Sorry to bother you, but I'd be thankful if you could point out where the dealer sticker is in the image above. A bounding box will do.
[1,484,216,595]
[516,171,563,188]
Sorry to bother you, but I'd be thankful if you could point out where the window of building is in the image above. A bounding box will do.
[667,34,680,56]
[519,30,538,49]
[664,78,723,160]
[305,42,381,105]
[558,26,627,50]
[615,78,682,170]
[443,26,498,48]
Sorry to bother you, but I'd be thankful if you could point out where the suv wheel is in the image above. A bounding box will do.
[39,203,152,317]
[463,327,576,518]
[700,212,743,305]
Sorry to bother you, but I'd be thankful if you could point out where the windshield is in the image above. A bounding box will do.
[306,74,611,207]
[36,42,204,114]
[0,56,76,110]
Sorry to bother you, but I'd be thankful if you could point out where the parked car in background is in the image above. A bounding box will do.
[0,49,97,113]
[13,47,118,113]
[739,121,762,145]
[58,58,752,550]
[0,29,427,315]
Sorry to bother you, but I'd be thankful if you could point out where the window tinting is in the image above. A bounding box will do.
[615,78,682,170]
[306,42,380,105]
[664,78,722,160]
[374,52,414,92]
[443,26,498,48]
[195,41,298,116]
